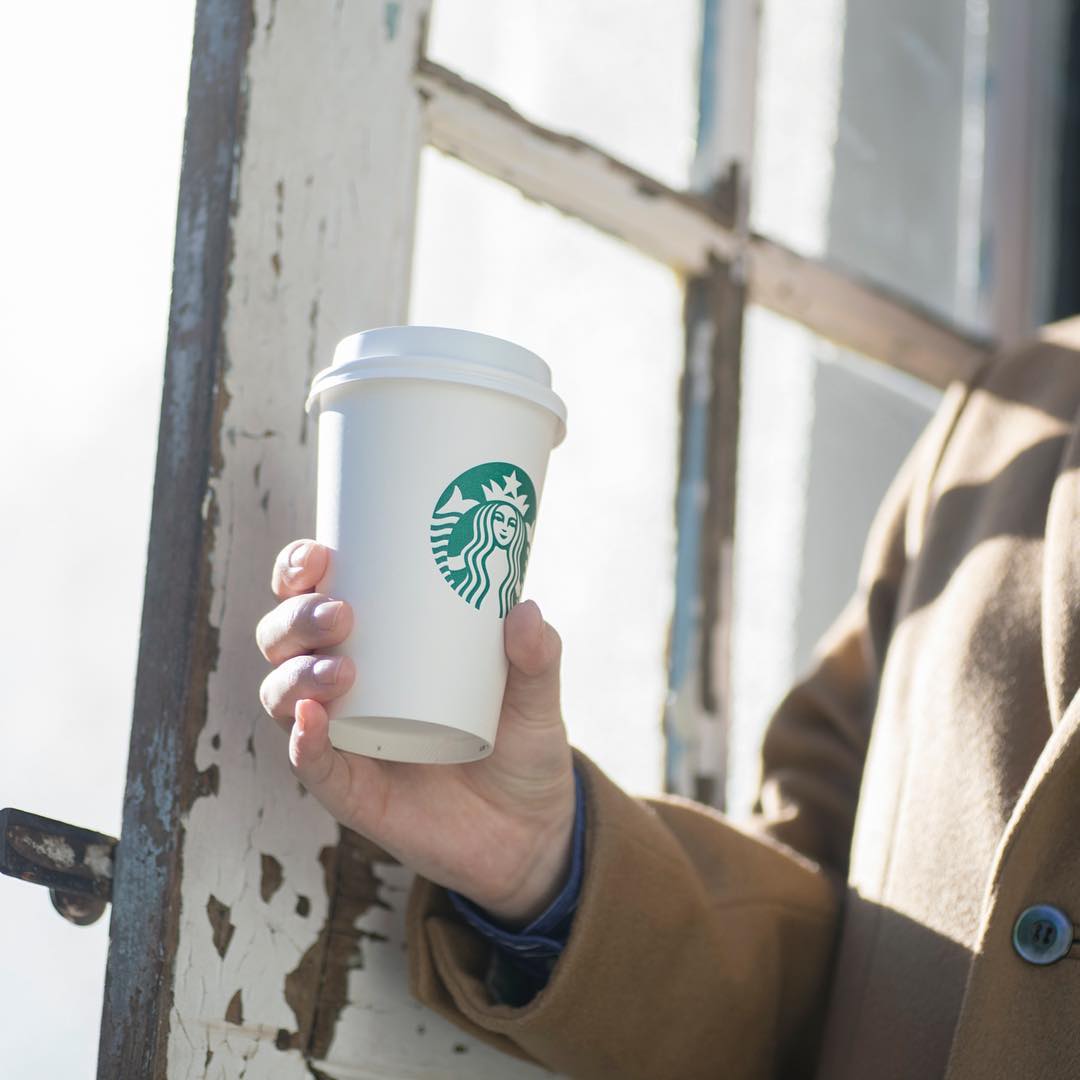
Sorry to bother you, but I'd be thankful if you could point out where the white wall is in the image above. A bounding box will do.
[0,4,194,1076]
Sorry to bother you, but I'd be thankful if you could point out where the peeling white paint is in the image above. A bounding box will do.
[164,2,545,1076]
[22,834,76,869]
[314,862,549,1077]
[84,843,114,879]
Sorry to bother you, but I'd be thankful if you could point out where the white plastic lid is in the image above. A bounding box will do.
[306,326,567,445]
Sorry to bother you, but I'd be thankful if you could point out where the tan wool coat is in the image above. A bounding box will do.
[406,328,1080,1080]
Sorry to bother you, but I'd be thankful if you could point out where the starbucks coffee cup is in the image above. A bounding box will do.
[304,326,567,764]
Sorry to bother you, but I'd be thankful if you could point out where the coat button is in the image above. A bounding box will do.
[1012,905,1074,965]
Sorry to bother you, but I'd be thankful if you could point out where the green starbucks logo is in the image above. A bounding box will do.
[431,462,537,618]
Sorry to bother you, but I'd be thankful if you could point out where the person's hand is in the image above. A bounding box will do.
[255,539,575,925]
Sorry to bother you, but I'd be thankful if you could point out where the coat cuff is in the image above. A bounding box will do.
[407,749,839,1078]
[445,764,586,993]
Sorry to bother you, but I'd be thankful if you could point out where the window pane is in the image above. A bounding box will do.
[730,308,941,816]
[425,0,699,189]
[754,0,1068,338]
[410,148,682,794]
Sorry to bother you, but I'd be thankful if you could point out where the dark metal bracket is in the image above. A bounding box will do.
[0,807,118,926]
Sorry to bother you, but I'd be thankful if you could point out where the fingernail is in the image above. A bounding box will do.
[312,600,342,630]
[518,598,542,634]
[312,657,341,685]
[289,542,313,568]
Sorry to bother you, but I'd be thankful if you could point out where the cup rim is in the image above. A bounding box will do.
[305,329,568,445]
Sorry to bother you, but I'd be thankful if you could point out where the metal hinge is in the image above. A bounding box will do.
[0,808,118,926]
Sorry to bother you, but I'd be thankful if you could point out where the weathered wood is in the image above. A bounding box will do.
[665,0,756,806]
[695,258,745,810]
[416,57,741,268]
[97,1,251,1074]
[688,0,757,812]
[667,256,746,805]
[99,1,548,1077]
[748,241,990,387]
[416,57,992,389]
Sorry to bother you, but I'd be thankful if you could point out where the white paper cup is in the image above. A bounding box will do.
[304,326,567,764]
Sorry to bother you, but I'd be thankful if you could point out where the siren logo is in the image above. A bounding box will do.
[431,462,538,618]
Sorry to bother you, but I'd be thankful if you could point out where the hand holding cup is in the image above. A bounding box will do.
[256,539,576,925]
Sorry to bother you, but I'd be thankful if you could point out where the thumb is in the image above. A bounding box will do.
[502,600,563,725]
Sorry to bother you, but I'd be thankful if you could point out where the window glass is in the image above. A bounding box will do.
[725,0,1048,811]
[731,309,940,814]
[411,149,682,794]
[754,0,1068,338]
[425,0,699,189]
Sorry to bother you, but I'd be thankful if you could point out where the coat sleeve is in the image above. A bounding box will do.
[406,379,976,1080]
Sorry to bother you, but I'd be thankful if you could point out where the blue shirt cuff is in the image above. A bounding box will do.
[447,764,586,978]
